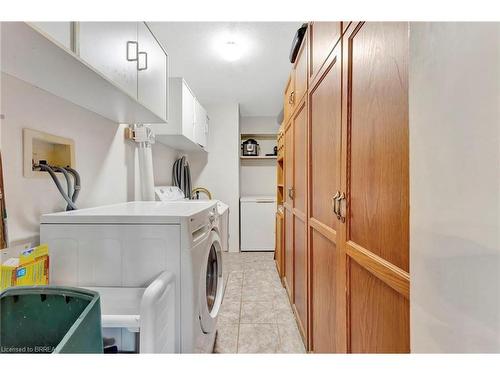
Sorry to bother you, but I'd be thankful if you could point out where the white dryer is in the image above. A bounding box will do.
[40,201,224,353]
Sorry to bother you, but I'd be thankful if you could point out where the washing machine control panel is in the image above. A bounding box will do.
[189,205,218,244]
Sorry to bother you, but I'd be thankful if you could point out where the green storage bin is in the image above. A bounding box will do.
[0,286,103,353]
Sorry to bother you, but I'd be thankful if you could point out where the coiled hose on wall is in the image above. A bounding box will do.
[172,156,191,199]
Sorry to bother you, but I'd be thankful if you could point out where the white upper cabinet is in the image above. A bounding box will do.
[1,22,165,124]
[181,81,195,141]
[149,77,208,152]
[137,23,168,121]
[194,98,208,148]
[78,22,139,99]
[29,22,72,50]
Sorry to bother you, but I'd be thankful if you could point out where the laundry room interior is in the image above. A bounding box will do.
[0,2,499,364]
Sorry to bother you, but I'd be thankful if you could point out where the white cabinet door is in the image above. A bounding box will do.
[78,22,138,99]
[137,23,167,122]
[181,82,195,142]
[30,22,72,50]
[194,98,208,148]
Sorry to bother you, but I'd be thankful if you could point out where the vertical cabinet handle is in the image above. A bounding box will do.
[126,41,138,61]
[288,188,295,200]
[338,192,346,223]
[138,51,148,71]
[332,191,340,217]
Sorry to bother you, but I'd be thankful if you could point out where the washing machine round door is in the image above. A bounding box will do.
[199,230,223,334]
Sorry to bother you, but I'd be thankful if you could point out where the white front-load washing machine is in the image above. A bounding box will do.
[40,201,224,353]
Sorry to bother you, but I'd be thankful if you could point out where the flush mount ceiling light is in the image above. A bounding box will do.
[221,41,241,61]
[214,33,248,62]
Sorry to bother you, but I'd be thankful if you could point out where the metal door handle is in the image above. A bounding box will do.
[338,192,346,223]
[288,188,294,200]
[332,191,340,217]
[138,51,148,71]
[126,41,138,61]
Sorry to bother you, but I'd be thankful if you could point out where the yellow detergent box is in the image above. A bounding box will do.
[0,244,50,290]
[1,258,19,290]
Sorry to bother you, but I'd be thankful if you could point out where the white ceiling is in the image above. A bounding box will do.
[148,22,301,117]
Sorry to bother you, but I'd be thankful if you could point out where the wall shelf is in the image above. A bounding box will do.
[240,155,277,160]
[240,133,278,140]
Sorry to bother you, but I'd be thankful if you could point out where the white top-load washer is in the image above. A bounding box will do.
[155,186,230,252]
[40,201,223,353]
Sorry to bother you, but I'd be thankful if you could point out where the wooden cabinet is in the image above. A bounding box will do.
[308,42,345,353]
[283,73,294,124]
[275,212,284,278]
[309,22,342,82]
[291,99,308,342]
[283,121,294,300]
[342,22,409,353]
[279,21,409,353]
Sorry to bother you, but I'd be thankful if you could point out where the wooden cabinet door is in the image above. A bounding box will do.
[308,43,345,353]
[342,22,409,353]
[275,212,284,278]
[283,122,294,299]
[283,74,295,124]
[293,32,308,107]
[137,22,167,121]
[309,22,341,83]
[79,22,138,99]
[292,99,308,342]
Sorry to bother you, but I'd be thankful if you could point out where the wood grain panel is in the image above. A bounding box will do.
[284,207,294,301]
[284,73,294,123]
[294,32,308,105]
[309,49,341,231]
[293,100,307,215]
[294,216,308,340]
[311,229,346,352]
[309,22,341,82]
[349,260,410,353]
[346,241,409,299]
[275,212,284,279]
[284,122,294,208]
[347,22,409,271]
[308,43,344,353]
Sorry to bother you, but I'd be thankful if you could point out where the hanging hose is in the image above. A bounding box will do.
[37,164,78,211]
[64,166,81,204]
[53,166,74,211]
[172,156,192,199]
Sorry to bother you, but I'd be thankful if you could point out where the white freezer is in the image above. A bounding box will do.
[240,196,276,252]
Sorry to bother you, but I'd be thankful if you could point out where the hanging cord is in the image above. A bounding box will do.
[52,166,74,211]
[64,166,81,205]
[37,164,78,210]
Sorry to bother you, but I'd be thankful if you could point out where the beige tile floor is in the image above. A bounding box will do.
[214,251,306,353]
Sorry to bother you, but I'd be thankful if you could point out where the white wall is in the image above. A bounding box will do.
[0,73,179,246]
[240,116,279,197]
[410,23,500,353]
[189,103,240,252]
